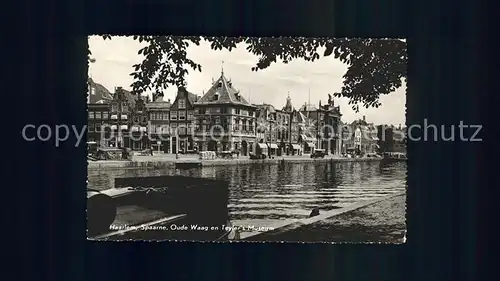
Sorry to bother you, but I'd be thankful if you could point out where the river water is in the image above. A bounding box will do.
[88,161,406,229]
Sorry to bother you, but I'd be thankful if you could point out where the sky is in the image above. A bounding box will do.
[88,36,406,126]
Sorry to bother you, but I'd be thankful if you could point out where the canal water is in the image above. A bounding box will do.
[88,161,407,229]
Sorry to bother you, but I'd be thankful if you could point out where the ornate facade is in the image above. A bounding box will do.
[194,70,257,155]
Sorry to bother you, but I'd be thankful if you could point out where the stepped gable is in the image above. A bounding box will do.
[88,78,113,104]
[196,72,251,106]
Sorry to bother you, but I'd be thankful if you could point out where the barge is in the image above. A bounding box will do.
[87,176,235,241]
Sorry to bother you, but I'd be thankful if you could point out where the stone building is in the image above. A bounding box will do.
[343,116,379,154]
[299,94,342,155]
[194,70,257,155]
[277,94,301,155]
[146,93,171,153]
[170,87,198,154]
[254,104,278,156]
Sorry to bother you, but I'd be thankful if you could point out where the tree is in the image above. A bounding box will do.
[90,36,406,112]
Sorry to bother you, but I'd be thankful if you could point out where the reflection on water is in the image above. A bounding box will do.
[88,161,407,227]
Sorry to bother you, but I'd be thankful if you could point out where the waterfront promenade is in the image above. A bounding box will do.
[87,153,383,170]
[242,192,406,243]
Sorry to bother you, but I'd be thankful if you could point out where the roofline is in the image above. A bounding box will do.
[194,102,257,109]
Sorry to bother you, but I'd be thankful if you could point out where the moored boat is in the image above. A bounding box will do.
[383,152,407,161]
[87,176,235,241]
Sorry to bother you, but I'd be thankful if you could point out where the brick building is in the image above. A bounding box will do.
[87,78,112,146]
[170,87,198,154]
[146,93,171,153]
[108,87,136,148]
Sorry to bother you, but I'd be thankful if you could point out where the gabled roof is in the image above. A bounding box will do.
[196,72,252,106]
[146,100,171,109]
[299,103,319,112]
[88,78,113,104]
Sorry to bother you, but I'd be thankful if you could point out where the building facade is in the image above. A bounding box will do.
[299,95,342,155]
[343,116,379,154]
[107,87,136,148]
[146,94,171,153]
[194,71,257,155]
[377,125,406,154]
[88,103,110,146]
[170,87,198,154]
[129,96,149,150]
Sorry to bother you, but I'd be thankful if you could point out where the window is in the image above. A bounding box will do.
[249,121,254,133]
[95,123,101,132]
[88,112,94,119]
[171,111,177,120]
[220,107,227,114]
[187,111,194,120]
[178,98,186,109]
[235,108,241,115]
[102,112,108,119]
[111,104,117,112]
[178,111,186,120]
[178,126,186,135]
[213,94,219,101]
[162,112,168,120]
[94,112,101,119]
[88,124,94,132]
[150,113,155,120]
[242,120,247,131]
[122,104,128,112]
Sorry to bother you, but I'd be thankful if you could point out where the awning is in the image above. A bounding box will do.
[139,127,147,132]
[257,143,267,149]
[110,115,118,120]
[290,144,301,150]
[110,125,117,130]
[268,143,278,149]
[131,126,139,132]
[306,142,315,148]
[120,125,128,130]
[121,115,128,120]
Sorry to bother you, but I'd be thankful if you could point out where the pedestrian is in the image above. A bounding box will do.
[150,146,154,156]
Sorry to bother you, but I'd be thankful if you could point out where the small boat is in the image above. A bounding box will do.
[383,152,408,161]
[87,176,235,241]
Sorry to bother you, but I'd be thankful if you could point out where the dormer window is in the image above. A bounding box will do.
[235,93,240,101]
[213,94,219,101]
[228,82,232,87]
[218,82,222,88]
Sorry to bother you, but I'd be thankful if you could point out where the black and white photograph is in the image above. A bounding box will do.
[86,36,407,243]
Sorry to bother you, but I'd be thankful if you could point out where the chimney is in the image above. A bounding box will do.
[363,115,366,122]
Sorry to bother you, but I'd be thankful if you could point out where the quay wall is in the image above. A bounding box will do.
[88,157,383,170]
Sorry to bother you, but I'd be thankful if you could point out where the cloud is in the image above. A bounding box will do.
[88,36,407,126]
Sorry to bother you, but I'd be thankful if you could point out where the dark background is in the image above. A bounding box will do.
[8,0,490,280]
